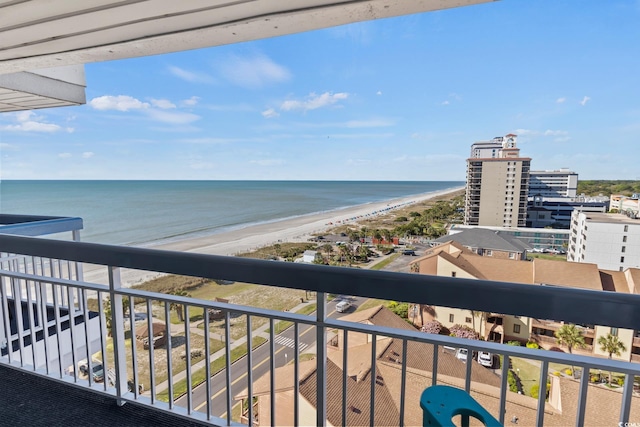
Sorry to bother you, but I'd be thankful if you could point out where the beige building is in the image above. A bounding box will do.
[236,304,640,426]
[410,241,640,361]
[465,134,531,228]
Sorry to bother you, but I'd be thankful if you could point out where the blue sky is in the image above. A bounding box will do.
[1,0,639,180]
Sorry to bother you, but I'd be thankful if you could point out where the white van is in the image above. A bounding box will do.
[478,351,493,368]
[336,300,351,313]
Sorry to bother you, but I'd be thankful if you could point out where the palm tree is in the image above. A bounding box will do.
[598,333,627,384]
[555,324,586,378]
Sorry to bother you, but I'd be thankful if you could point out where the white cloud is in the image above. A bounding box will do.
[1,111,65,133]
[150,99,176,109]
[556,97,566,104]
[58,153,72,158]
[543,130,569,136]
[514,128,536,136]
[182,96,200,106]
[168,66,214,84]
[261,108,280,118]
[145,109,200,124]
[250,159,285,166]
[581,96,591,106]
[218,54,291,88]
[280,92,348,112]
[0,142,17,150]
[376,91,382,95]
[441,100,450,105]
[82,152,95,159]
[89,95,149,111]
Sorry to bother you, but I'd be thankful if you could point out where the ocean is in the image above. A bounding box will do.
[0,181,463,246]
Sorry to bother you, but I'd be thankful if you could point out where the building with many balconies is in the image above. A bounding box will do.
[464,135,531,228]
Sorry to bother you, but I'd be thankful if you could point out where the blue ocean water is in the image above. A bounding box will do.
[0,181,463,246]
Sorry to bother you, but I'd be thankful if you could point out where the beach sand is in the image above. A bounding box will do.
[83,186,463,286]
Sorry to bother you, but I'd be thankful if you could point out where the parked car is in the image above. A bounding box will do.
[402,250,416,256]
[79,361,105,382]
[455,348,468,362]
[477,351,493,368]
[336,300,351,313]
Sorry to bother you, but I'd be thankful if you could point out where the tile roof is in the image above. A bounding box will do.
[533,258,602,290]
[435,228,531,253]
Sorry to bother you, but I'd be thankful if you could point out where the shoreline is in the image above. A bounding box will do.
[82,186,464,286]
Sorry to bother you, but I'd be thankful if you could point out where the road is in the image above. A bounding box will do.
[175,295,367,419]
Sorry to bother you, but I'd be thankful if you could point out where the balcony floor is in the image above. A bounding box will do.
[0,365,204,427]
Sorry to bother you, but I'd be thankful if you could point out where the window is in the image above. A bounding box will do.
[611,327,618,336]
[624,225,629,232]
[621,256,625,263]
[485,249,493,256]
[623,236,627,242]
[451,271,456,277]
[449,314,455,323]
[465,317,472,324]
[513,324,521,334]
[622,246,626,253]
[509,252,515,259]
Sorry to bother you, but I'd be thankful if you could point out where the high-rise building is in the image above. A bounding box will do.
[464,134,531,227]
[529,169,578,198]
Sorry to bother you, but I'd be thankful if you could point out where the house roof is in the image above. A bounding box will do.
[532,258,602,290]
[434,228,531,253]
[135,322,166,338]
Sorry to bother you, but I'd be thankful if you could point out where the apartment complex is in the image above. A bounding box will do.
[610,194,640,218]
[529,169,578,198]
[449,224,570,252]
[410,241,640,361]
[464,134,531,228]
[568,211,640,271]
[432,227,531,260]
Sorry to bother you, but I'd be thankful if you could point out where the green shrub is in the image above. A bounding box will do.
[507,370,518,393]
[507,340,521,346]
[530,381,551,399]
[526,341,540,349]
[564,368,573,376]
[386,301,409,319]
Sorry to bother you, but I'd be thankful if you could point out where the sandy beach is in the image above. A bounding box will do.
[83,186,463,286]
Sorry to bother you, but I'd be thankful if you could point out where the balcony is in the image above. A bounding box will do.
[2,225,640,426]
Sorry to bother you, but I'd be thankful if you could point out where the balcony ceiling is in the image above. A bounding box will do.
[0,0,492,74]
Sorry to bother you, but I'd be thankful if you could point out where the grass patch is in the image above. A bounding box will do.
[370,253,401,270]
[511,358,542,396]
[266,303,317,334]
[158,336,267,402]
[356,298,388,312]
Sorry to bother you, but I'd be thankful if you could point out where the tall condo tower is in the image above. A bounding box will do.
[465,134,531,227]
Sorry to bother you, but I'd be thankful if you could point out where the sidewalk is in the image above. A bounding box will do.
[151,298,316,396]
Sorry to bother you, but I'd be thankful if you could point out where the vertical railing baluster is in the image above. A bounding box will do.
[247,315,254,427]
[38,278,50,374]
[109,267,127,404]
[370,333,377,426]
[25,277,38,369]
[342,329,348,427]
[80,289,91,383]
[432,344,438,386]
[294,322,300,427]
[147,299,156,403]
[203,308,211,420]
[129,296,139,398]
[184,305,192,414]
[620,373,634,425]
[316,292,327,427]
[164,301,173,409]
[97,291,109,389]
[66,283,78,382]
[499,354,509,425]
[0,274,13,364]
[536,361,549,426]
[11,275,26,368]
[465,347,472,393]
[270,318,276,427]
[51,283,64,378]
[224,310,232,425]
[399,339,408,427]
[576,366,589,427]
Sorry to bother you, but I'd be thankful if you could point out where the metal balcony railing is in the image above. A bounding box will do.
[2,233,640,426]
